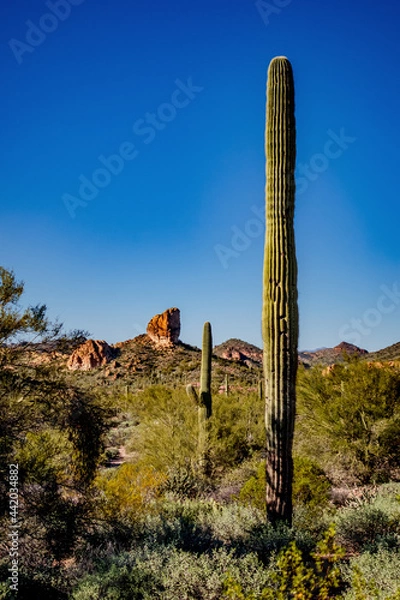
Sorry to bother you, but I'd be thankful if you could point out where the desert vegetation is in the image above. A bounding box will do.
[0,266,400,599]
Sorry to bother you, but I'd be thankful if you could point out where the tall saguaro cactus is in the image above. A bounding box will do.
[262,56,299,525]
[186,321,213,474]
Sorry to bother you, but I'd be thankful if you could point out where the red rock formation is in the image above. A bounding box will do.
[67,339,115,371]
[213,339,263,365]
[146,308,180,347]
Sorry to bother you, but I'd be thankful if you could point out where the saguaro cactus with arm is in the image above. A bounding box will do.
[262,56,299,525]
[186,321,212,474]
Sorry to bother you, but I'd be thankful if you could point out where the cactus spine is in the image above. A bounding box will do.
[262,56,298,525]
[186,321,213,474]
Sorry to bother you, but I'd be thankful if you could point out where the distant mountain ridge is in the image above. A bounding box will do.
[213,338,369,368]
[299,341,368,367]
[19,307,399,386]
[367,341,400,363]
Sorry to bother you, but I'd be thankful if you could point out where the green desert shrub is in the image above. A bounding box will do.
[152,499,313,559]
[209,392,264,473]
[15,429,74,486]
[222,526,345,600]
[94,462,166,524]
[161,464,205,498]
[237,461,265,511]
[127,386,198,473]
[145,499,263,554]
[342,549,400,599]
[72,498,340,599]
[72,546,271,600]
[79,496,311,565]
[296,360,400,484]
[125,386,265,483]
[335,484,400,553]
[238,456,331,515]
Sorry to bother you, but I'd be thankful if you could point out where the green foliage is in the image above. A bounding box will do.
[293,456,332,511]
[72,546,271,600]
[342,550,400,599]
[209,392,264,473]
[238,461,266,511]
[0,267,110,488]
[161,464,205,498]
[0,266,53,343]
[116,385,264,493]
[16,429,73,486]
[72,559,158,600]
[78,496,308,562]
[296,360,400,483]
[129,385,198,473]
[0,266,113,596]
[222,526,345,600]
[335,484,400,553]
[95,462,166,523]
[238,456,331,515]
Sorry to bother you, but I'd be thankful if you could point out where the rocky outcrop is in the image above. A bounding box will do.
[213,339,263,366]
[67,339,116,371]
[146,308,180,347]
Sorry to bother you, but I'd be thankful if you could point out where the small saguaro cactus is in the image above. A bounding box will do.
[186,321,213,473]
[225,373,229,396]
[262,56,299,525]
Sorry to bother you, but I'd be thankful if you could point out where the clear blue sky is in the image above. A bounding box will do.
[1,0,399,351]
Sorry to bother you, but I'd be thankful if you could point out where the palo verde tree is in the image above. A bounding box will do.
[0,267,111,579]
[262,57,299,525]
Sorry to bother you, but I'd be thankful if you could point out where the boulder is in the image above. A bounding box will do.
[67,339,115,371]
